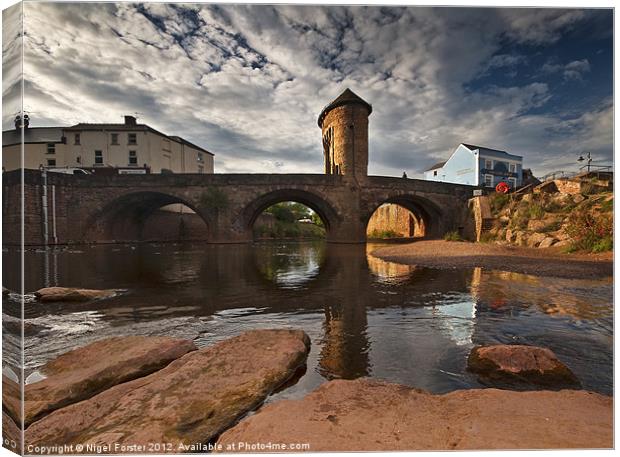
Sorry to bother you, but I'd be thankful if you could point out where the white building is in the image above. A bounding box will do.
[2,115,214,174]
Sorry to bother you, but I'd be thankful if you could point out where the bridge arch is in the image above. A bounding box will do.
[365,193,446,239]
[82,191,212,243]
[241,188,341,238]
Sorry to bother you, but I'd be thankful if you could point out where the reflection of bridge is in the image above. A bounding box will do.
[2,89,477,245]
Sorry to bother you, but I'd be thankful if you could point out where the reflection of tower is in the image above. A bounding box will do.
[318,89,372,181]
[318,245,370,379]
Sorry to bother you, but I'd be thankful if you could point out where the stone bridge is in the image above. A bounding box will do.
[2,169,477,245]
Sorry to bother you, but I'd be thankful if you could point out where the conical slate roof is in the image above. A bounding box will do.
[318,88,373,127]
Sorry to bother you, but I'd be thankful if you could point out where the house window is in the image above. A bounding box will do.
[128,133,137,145]
[509,163,516,173]
[198,152,204,163]
[111,133,119,145]
[484,159,493,170]
[433,170,438,176]
[46,143,55,154]
[47,159,56,167]
[74,134,81,145]
[94,150,103,165]
[128,150,137,165]
[484,174,493,187]
[509,177,517,189]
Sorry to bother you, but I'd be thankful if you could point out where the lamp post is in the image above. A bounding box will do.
[578,152,592,173]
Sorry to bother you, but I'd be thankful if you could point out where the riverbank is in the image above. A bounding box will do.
[372,240,613,279]
[9,330,613,452]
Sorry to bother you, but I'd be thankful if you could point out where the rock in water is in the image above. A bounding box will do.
[26,329,310,452]
[34,287,117,302]
[16,336,197,426]
[217,379,612,451]
[467,344,580,388]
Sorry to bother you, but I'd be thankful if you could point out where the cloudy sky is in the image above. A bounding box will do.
[2,3,613,177]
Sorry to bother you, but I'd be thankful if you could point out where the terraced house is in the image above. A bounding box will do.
[2,115,213,174]
[424,143,523,189]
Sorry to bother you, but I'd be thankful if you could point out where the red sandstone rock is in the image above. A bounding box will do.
[2,411,21,452]
[217,379,612,451]
[26,329,311,453]
[467,344,580,388]
[15,336,196,426]
[34,287,118,302]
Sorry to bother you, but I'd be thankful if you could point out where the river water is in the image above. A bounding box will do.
[2,241,613,397]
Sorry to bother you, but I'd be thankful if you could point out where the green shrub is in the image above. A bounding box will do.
[489,193,511,212]
[600,198,613,212]
[527,203,545,219]
[479,232,496,243]
[509,211,529,230]
[444,230,463,241]
[369,229,401,239]
[200,187,229,211]
[564,209,613,252]
[592,236,613,253]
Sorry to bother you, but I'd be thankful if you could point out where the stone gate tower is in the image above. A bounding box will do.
[318,88,372,181]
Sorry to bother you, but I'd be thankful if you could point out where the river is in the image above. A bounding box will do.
[2,241,613,397]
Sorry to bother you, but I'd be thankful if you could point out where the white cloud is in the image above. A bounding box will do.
[4,4,611,179]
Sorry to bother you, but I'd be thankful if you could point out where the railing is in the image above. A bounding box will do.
[541,165,613,182]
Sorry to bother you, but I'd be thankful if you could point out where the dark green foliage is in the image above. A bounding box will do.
[368,229,401,239]
[200,187,229,211]
[444,230,463,241]
[489,193,511,212]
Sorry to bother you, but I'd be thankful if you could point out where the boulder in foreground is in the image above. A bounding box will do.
[34,287,117,302]
[19,336,196,426]
[217,379,612,451]
[2,411,21,453]
[26,329,311,453]
[467,344,580,388]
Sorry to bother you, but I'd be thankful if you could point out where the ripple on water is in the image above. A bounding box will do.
[3,242,612,396]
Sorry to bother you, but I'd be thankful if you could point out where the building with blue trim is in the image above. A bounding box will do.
[424,143,523,189]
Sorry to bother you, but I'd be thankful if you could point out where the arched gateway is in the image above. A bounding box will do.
[2,90,477,246]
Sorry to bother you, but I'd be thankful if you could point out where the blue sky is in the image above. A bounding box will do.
[2,3,613,177]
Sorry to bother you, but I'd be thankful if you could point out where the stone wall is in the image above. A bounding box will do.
[321,104,369,181]
[366,204,418,237]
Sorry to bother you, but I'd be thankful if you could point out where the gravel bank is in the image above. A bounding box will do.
[372,240,612,279]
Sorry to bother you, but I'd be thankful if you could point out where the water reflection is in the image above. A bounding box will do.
[2,241,613,396]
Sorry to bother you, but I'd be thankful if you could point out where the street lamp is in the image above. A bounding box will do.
[577,152,592,173]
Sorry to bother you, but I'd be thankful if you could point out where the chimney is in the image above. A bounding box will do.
[124,115,137,126]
